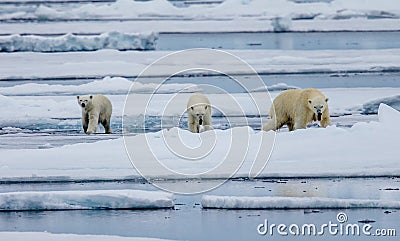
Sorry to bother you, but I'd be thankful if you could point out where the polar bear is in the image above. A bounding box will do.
[77,94,112,134]
[262,88,330,131]
[187,94,212,133]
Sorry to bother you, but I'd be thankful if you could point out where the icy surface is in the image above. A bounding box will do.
[2,49,400,80]
[0,0,399,34]
[0,190,173,211]
[1,19,399,35]
[0,32,157,52]
[0,87,398,125]
[250,83,299,92]
[0,104,399,181]
[361,95,400,114]
[201,195,400,209]
[0,232,173,241]
[3,0,400,22]
[0,77,201,96]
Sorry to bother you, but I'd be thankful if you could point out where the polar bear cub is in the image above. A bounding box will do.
[187,94,212,133]
[77,94,112,134]
[263,88,330,131]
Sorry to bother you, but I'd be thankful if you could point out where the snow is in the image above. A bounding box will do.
[0,77,201,96]
[0,32,157,52]
[201,195,400,209]
[0,0,399,34]
[0,87,398,125]
[0,189,173,211]
[250,83,299,92]
[1,19,399,35]
[271,17,292,32]
[0,104,399,182]
[0,232,173,241]
[361,94,400,114]
[3,0,400,22]
[2,49,400,80]
[378,102,400,126]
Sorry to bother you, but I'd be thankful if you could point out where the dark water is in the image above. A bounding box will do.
[0,178,398,240]
[1,72,400,90]
[157,32,400,51]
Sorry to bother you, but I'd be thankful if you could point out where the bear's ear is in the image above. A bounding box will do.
[325,98,329,102]
[308,99,312,104]
[191,107,194,110]
[89,95,93,99]
[77,96,80,99]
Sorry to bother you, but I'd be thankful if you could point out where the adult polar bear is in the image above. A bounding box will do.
[263,88,330,131]
[187,94,212,133]
[77,94,112,134]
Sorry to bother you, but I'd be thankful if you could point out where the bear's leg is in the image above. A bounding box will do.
[203,115,213,131]
[101,116,111,134]
[102,118,112,134]
[188,115,198,133]
[86,114,99,134]
[189,122,199,133]
[320,113,331,128]
[287,122,295,131]
[82,113,89,133]
[262,120,275,131]
[293,117,307,130]
[263,116,284,131]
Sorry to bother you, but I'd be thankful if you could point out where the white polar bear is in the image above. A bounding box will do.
[187,94,212,133]
[262,88,330,131]
[77,94,112,134]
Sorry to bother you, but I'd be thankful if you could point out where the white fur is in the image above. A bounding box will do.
[77,94,112,134]
[263,88,330,132]
[187,94,212,133]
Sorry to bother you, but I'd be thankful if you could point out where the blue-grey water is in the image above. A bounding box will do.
[0,178,399,240]
[157,32,400,51]
[1,72,400,90]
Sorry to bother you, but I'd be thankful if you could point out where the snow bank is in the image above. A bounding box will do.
[0,104,399,181]
[0,32,157,52]
[0,190,173,211]
[0,232,173,241]
[201,195,400,209]
[250,83,299,92]
[2,19,399,35]
[2,49,400,80]
[2,0,400,22]
[0,77,201,96]
[361,95,400,114]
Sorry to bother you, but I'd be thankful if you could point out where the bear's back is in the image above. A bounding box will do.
[187,94,210,108]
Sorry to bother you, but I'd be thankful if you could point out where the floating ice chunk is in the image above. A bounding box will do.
[0,77,201,96]
[0,232,174,241]
[202,195,400,209]
[0,32,157,52]
[378,103,400,126]
[271,16,292,32]
[361,95,400,114]
[0,190,174,211]
[250,83,299,92]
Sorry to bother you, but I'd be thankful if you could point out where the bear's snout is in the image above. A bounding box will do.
[81,103,86,108]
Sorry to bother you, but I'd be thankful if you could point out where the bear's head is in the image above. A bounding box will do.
[77,95,93,109]
[307,96,328,121]
[188,104,208,125]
